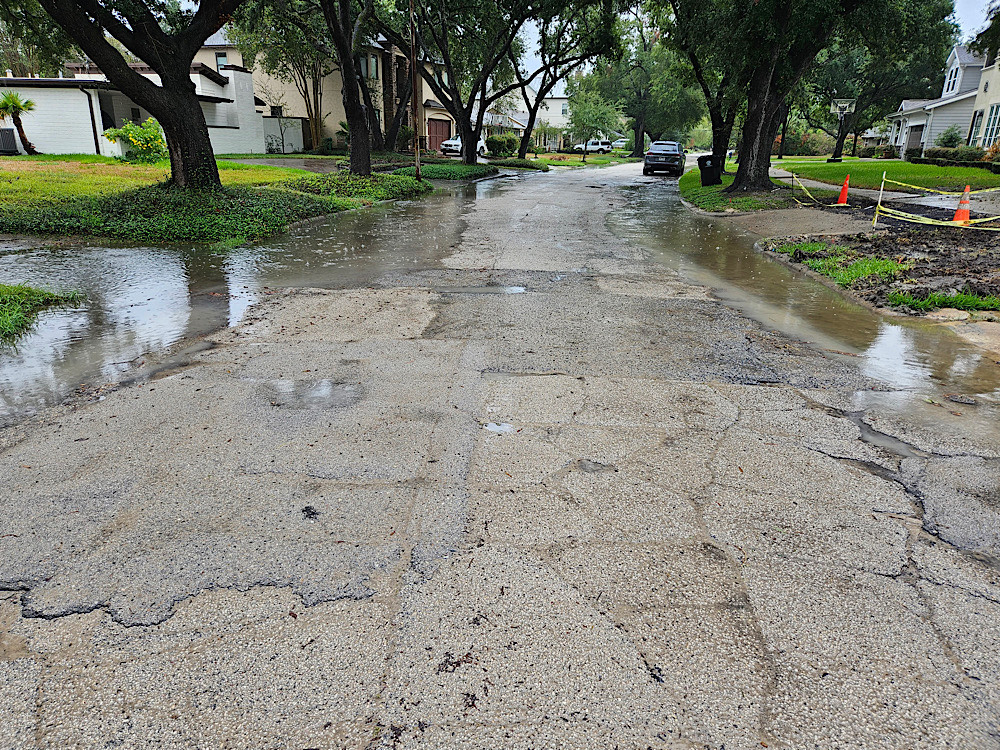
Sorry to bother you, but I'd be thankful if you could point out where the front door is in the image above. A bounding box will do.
[427,119,451,152]
[905,124,924,155]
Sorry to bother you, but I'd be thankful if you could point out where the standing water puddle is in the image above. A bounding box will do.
[0,178,508,423]
[610,178,1000,438]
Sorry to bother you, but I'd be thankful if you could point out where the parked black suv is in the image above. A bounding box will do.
[643,141,685,177]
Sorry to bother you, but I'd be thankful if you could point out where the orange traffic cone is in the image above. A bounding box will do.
[953,185,972,225]
[835,174,850,206]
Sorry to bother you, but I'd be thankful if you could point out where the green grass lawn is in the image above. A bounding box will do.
[0,283,82,342]
[775,159,1000,191]
[0,156,432,245]
[392,164,499,180]
[0,156,310,207]
[679,169,802,211]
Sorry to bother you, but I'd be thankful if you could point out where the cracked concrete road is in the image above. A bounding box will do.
[3,165,1000,749]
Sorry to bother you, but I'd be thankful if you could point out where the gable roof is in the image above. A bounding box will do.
[953,45,985,66]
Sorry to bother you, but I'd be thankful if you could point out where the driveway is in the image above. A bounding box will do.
[2,165,999,749]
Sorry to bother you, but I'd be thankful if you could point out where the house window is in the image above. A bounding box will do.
[130,107,141,122]
[982,104,1000,147]
[360,55,378,80]
[969,110,985,145]
[945,66,959,94]
[561,103,568,116]
[215,52,228,71]
[269,105,283,117]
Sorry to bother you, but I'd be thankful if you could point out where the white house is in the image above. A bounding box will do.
[967,50,1000,148]
[886,45,985,156]
[0,62,265,157]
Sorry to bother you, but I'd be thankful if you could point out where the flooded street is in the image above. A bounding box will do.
[3,164,1000,749]
[4,167,999,431]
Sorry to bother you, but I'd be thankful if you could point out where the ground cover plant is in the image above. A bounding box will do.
[283,172,432,202]
[488,158,550,171]
[766,230,1000,313]
[0,283,81,342]
[775,159,1000,191]
[392,164,499,180]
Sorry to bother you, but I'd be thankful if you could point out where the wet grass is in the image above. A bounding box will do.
[886,291,1000,312]
[0,283,82,342]
[772,240,910,287]
[779,160,1000,191]
[0,157,435,245]
[392,164,498,180]
[803,255,910,286]
[488,158,550,171]
[0,156,309,207]
[679,169,796,211]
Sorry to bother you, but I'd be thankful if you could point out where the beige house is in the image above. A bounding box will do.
[967,50,1000,148]
[197,31,456,152]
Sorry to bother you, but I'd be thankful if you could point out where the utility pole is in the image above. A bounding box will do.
[409,0,420,180]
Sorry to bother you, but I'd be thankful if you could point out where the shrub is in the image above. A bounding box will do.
[396,125,414,152]
[934,125,964,148]
[102,118,167,164]
[284,172,431,202]
[875,144,897,159]
[318,137,336,155]
[487,158,549,171]
[924,146,986,163]
[485,133,518,157]
[858,146,878,158]
[984,142,1000,163]
[392,164,498,180]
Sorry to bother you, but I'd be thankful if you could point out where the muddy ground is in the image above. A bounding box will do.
[763,225,1000,311]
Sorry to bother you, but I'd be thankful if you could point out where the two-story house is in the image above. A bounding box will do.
[198,30,456,152]
[886,45,985,156]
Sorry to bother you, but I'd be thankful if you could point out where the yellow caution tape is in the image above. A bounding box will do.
[791,173,819,203]
[883,178,1000,196]
[876,204,1000,231]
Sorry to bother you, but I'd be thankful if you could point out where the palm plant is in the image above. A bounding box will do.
[0,91,39,155]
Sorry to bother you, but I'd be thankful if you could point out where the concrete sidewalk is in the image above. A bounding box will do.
[2,165,999,749]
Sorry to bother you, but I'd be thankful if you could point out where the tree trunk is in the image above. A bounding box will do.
[630,118,644,158]
[851,132,858,157]
[11,115,38,155]
[517,103,541,160]
[726,73,785,193]
[337,57,370,174]
[158,89,221,189]
[384,81,411,153]
[358,63,385,152]
[460,115,478,165]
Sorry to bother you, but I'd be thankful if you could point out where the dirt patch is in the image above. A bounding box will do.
[761,227,1000,314]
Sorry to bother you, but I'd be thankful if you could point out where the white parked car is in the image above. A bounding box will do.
[572,139,613,154]
[612,138,629,150]
[440,136,487,157]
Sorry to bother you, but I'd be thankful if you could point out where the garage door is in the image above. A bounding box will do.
[427,119,451,152]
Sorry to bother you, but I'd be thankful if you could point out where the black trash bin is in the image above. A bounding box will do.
[697,154,722,186]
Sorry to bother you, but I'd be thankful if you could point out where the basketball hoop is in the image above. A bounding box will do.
[830,98,857,115]
[827,99,858,162]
